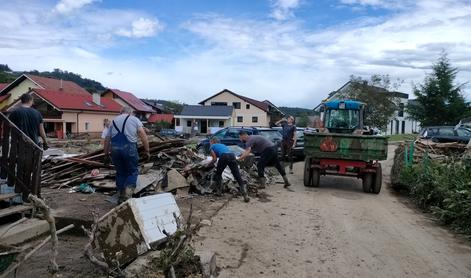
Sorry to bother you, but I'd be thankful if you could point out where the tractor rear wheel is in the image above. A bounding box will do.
[303,158,312,187]
[312,168,320,187]
[362,173,373,193]
[372,163,382,194]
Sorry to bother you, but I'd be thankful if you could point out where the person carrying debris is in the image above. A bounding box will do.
[101,118,111,145]
[275,115,297,174]
[238,131,291,188]
[9,93,48,149]
[209,137,250,202]
[104,106,150,204]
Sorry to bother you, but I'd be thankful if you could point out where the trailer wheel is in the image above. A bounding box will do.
[362,173,373,193]
[312,168,320,187]
[372,163,382,194]
[303,158,312,187]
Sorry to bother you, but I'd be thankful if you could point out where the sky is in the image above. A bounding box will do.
[1,0,470,108]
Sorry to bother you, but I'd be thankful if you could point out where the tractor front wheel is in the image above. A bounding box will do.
[362,173,373,193]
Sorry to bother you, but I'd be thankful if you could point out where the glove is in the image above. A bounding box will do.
[144,152,151,162]
[42,142,49,151]
[103,154,111,166]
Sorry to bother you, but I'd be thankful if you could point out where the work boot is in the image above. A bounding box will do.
[282,175,291,188]
[215,184,223,197]
[258,177,267,189]
[240,184,250,203]
[117,189,126,205]
[289,167,294,175]
[125,186,135,199]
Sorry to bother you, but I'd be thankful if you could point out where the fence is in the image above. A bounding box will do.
[0,112,43,199]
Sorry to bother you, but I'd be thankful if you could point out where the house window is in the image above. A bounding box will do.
[395,120,399,134]
[186,120,192,127]
[232,102,241,109]
[176,118,180,126]
[246,104,250,109]
[211,102,227,106]
[398,103,404,117]
[219,121,224,127]
[237,116,243,123]
[252,116,258,123]
[401,121,405,134]
[85,122,90,131]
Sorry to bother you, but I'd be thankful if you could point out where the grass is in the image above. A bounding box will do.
[387,133,418,142]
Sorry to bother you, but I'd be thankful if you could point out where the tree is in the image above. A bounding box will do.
[0,64,11,72]
[297,112,310,127]
[337,74,402,129]
[407,53,471,126]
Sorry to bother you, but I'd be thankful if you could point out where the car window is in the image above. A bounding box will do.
[296,130,304,139]
[225,129,240,139]
[438,128,454,136]
[457,128,471,137]
[258,130,282,141]
[213,129,227,139]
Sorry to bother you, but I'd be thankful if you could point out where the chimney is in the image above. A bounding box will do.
[93,92,101,105]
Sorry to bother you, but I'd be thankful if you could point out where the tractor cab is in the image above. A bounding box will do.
[321,100,365,134]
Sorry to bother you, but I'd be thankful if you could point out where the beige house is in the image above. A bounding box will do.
[0,74,91,110]
[198,89,284,128]
[6,89,122,139]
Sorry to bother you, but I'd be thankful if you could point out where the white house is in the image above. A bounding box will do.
[315,81,420,135]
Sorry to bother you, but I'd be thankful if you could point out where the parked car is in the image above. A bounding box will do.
[272,127,306,159]
[159,129,183,138]
[420,126,471,143]
[197,127,282,155]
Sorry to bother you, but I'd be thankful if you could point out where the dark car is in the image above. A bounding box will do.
[273,127,306,158]
[197,127,282,154]
[159,129,183,138]
[420,126,471,143]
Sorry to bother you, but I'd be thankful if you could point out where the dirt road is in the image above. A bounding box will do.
[193,145,471,278]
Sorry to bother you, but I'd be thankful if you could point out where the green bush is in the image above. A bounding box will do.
[398,160,471,234]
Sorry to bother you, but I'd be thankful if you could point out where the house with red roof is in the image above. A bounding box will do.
[6,88,122,138]
[175,89,284,134]
[0,74,91,110]
[102,89,155,121]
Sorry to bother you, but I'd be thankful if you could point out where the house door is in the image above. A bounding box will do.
[66,123,72,135]
[201,120,208,134]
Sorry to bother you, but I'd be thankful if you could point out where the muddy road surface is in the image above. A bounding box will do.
[193,146,471,278]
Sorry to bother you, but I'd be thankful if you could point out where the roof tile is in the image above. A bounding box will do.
[106,89,154,113]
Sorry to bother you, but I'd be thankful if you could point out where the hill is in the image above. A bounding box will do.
[278,106,316,117]
[0,64,106,93]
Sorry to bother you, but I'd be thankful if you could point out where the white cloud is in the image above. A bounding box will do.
[115,17,163,38]
[270,0,301,20]
[0,0,470,108]
[53,0,98,14]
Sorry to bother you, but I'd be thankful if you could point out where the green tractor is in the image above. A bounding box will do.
[303,100,388,193]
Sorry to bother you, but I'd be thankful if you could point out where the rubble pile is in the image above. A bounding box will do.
[41,138,273,197]
[413,139,469,162]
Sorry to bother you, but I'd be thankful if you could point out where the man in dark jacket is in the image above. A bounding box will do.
[238,131,291,188]
[276,116,297,174]
[9,93,48,149]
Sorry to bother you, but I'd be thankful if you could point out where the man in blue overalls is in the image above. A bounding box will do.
[104,107,150,204]
[209,137,249,202]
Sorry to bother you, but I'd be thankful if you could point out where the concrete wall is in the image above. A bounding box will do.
[55,111,118,134]
[201,91,269,127]
[0,79,39,109]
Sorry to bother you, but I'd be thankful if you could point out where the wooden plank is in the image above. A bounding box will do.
[31,148,42,196]
[0,193,19,202]
[7,129,18,186]
[0,205,32,219]
[0,119,10,179]
[23,143,33,191]
[16,133,26,196]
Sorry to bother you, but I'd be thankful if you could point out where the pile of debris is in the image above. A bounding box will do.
[412,139,469,162]
[41,138,272,198]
